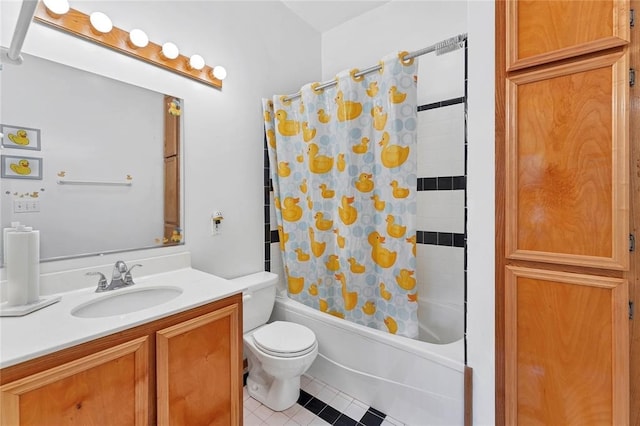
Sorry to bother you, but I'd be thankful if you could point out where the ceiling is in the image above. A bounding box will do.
[281,1,391,33]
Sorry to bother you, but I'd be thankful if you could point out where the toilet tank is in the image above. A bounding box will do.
[231,271,278,333]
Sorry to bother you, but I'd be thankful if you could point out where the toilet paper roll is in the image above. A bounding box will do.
[6,228,40,306]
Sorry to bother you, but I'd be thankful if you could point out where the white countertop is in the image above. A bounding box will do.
[0,267,246,369]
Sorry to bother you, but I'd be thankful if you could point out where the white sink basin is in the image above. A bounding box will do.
[71,286,183,318]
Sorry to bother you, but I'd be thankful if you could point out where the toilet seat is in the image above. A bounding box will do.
[252,321,317,358]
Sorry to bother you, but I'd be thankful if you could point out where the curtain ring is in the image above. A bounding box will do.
[311,82,324,95]
[279,95,292,106]
[398,51,414,66]
[350,68,364,82]
[378,60,385,75]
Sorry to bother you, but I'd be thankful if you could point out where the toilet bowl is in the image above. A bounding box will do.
[232,272,318,411]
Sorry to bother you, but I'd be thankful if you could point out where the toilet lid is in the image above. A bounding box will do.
[252,321,316,357]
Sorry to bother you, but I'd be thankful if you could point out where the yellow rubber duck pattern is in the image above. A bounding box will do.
[8,130,30,146]
[9,159,32,175]
[263,52,418,338]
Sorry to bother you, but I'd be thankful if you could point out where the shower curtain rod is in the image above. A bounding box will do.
[1,0,38,65]
[283,33,467,102]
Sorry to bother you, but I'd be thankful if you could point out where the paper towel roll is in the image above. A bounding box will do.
[6,227,40,306]
[3,222,20,265]
[27,230,40,304]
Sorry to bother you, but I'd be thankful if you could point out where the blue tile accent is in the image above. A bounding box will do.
[360,409,385,426]
[304,397,327,415]
[417,176,466,191]
[416,231,465,247]
[417,96,465,111]
[319,405,342,424]
[293,390,388,426]
[297,390,313,406]
[367,407,386,418]
[333,414,359,426]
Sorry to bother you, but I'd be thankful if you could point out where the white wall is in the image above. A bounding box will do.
[1,1,321,276]
[466,1,495,424]
[322,1,496,424]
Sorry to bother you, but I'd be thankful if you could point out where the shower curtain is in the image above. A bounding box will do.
[263,52,418,338]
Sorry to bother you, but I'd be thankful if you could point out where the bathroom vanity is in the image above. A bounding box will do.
[0,260,244,425]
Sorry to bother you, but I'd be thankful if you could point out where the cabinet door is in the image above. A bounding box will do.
[0,337,149,425]
[505,267,629,424]
[505,51,629,270]
[506,0,629,70]
[156,303,242,426]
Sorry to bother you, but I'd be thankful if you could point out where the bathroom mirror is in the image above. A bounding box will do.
[0,52,183,262]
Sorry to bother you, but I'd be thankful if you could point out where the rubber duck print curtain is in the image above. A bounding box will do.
[263,52,418,338]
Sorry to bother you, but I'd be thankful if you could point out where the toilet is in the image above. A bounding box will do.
[232,271,318,411]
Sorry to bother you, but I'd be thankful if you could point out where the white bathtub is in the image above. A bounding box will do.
[270,296,466,426]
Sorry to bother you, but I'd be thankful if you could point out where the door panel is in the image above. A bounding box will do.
[505,266,629,425]
[506,51,629,270]
[507,0,629,70]
[164,156,179,226]
[0,337,148,426]
[156,305,241,426]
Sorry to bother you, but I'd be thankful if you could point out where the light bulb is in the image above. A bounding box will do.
[43,0,69,17]
[161,42,179,60]
[89,12,113,34]
[128,29,149,49]
[212,65,227,80]
[188,54,205,71]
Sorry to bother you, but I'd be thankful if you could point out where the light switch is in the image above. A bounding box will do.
[27,200,40,212]
[13,199,40,213]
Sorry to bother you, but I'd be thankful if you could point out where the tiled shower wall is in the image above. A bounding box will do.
[263,41,467,354]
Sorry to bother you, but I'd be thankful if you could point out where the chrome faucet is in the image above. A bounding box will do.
[109,260,129,290]
[86,271,108,292]
[86,261,143,292]
[123,264,142,286]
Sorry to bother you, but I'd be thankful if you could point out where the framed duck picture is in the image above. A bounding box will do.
[0,124,41,151]
[1,155,43,180]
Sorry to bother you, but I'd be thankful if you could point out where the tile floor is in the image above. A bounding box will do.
[244,374,405,426]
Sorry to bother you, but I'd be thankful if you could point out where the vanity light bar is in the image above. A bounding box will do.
[33,2,223,89]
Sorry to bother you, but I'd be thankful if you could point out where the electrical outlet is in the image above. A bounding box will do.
[211,210,223,236]
[13,200,25,213]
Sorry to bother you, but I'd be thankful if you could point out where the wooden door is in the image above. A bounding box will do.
[497,0,633,424]
[156,303,242,426]
[630,1,640,424]
[0,337,149,425]
[163,95,181,243]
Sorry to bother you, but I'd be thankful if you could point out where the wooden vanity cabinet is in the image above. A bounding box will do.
[0,294,243,426]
